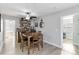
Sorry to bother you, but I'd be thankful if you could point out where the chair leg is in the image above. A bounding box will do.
[32,43,34,53]
[20,43,22,49]
[32,42,40,53]
[40,40,43,48]
[28,47,30,55]
[21,43,24,52]
[22,47,23,52]
[38,42,40,51]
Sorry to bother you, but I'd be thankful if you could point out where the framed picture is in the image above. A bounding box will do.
[35,22,38,27]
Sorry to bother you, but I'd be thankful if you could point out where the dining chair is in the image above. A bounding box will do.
[19,32,28,52]
[38,31,43,48]
[31,32,40,53]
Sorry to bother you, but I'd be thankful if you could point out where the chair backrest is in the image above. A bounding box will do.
[38,32,43,39]
[32,33,39,41]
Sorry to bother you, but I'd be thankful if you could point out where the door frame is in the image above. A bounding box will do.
[60,15,74,48]
[60,17,63,48]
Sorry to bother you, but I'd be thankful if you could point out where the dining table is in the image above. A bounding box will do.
[22,32,43,54]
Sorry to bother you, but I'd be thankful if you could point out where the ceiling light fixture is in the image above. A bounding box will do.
[25,11,31,20]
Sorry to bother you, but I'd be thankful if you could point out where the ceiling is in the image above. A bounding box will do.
[0,3,79,17]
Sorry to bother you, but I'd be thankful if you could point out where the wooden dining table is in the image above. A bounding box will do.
[27,36,32,54]
[22,32,43,54]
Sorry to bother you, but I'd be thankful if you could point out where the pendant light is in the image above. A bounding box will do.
[25,12,31,20]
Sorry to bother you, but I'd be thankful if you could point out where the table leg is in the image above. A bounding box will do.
[41,36,43,48]
[28,37,30,55]
[41,40,43,48]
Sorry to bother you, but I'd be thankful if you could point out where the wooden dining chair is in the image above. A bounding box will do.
[31,32,40,53]
[19,32,28,52]
[38,31,43,48]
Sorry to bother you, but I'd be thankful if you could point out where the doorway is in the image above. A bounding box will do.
[63,15,73,44]
[61,15,75,54]
[3,19,15,54]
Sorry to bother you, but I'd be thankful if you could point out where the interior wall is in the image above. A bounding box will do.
[42,15,61,48]
[42,5,79,48]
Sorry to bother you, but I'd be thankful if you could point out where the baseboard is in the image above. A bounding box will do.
[73,42,79,46]
[0,47,1,52]
[44,40,62,48]
[0,46,2,52]
[0,42,3,52]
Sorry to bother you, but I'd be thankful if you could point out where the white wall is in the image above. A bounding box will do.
[42,5,79,48]
[42,15,61,48]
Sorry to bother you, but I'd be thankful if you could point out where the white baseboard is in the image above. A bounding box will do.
[73,42,79,46]
[0,46,2,52]
[0,47,1,52]
[44,40,62,48]
[0,42,3,52]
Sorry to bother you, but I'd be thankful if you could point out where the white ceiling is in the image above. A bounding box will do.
[0,3,79,17]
